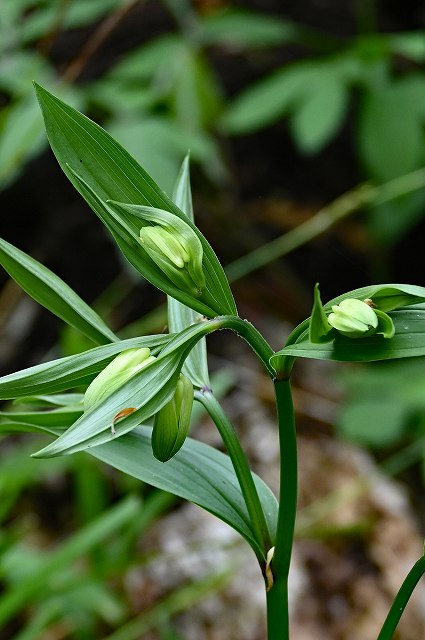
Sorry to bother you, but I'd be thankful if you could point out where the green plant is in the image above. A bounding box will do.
[222,27,425,245]
[1,85,425,638]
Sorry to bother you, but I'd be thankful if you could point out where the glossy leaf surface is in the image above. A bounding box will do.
[12,417,278,559]
[35,84,236,318]
[272,284,425,371]
[33,320,221,457]
[0,336,169,399]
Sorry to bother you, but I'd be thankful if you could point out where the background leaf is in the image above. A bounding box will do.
[199,8,297,49]
[290,70,348,154]
[358,77,425,181]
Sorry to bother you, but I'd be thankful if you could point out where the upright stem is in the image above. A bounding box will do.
[195,388,273,561]
[266,377,298,640]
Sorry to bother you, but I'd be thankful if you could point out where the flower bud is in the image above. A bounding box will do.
[84,347,155,411]
[151,374,193,462]
[328,298,378,338]
[140,221,205,297]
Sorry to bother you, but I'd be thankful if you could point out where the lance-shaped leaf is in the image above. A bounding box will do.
[34,84,236,318]
[33,349,184,457]
[33,320,221,457]
[0,406,82,431]
[0,335,169,399]
[0,236,117,345]
[168,157,210,388]
[309,282,332,343]
[272,284,425,373]
[16,418,278,560]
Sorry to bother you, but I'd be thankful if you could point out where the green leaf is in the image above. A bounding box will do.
[35,84,236,318]
[106,199,235,317]
[0,406,82,430]
[168,157,210,388]
[26,421,277,559]
[290,70,348,154]
[0,236,117,345]
[34,82,185,213]
[274,308,425,364]
[338,396,408,447]
[221,65,304,134]
[272,284,425,370]
[337,357,425,447]
[309,283,332,343]
[20,0,121,44]
[33,320,221,457]
[221,57,353,139]
[171,45,222,130]
[0,94,44,188]
[33,350,183,457]
[358,77,425,181]
[0,495,140,629]
[13,393,85,407]
[104,34,180,82]
[95,427,278,559]
[389,32,425,63]
[200,8,296,49]
[0,335,169,399]
[368,190,425,246]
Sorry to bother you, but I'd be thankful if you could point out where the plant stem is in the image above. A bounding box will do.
[266,377,298,640]
[195,388,273,561]
[217,315,275,377]
[377,555,425,640]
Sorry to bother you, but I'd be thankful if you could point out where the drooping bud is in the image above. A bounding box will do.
[84,348,155,411]
[139,214,205,297]
[151,373,193,462]
[328,298,378,338]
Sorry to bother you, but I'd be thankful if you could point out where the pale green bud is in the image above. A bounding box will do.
[152,374,193,462]
[140,226,190,269]
[328,298,378,338]
[84,348,155,411]
[139,219,205,297]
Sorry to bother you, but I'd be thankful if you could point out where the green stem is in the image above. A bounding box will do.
[195,388,272,561]
[266,378,298,640]
[216,315,275,377]
[377,555,425,640]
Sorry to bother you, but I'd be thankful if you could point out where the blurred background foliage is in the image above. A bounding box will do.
[1,0,425,637]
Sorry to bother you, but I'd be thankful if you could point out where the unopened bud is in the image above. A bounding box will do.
[152,374,193,462]
[140,221,205,296]
[328,298,378,338]
[84,348,155,410]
